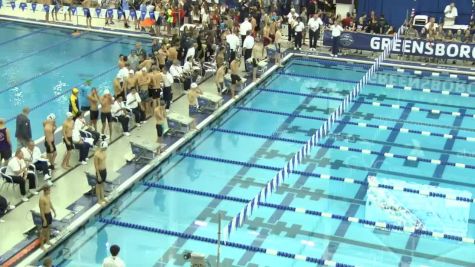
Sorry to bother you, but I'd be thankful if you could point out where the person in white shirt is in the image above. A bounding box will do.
[126,88,144,126]
[72,112,93,165]
[239,17,253,47]
[22,140,51,179]
[308,13,323,51]
[226,30,240,63]
[243,31,255,71]
[162,67,174,111]
[103,244,125,267]
[331,21,344,57]
[5,149,37,201]
[185,43,197,63]
[169,60,184,82]
[116,65,129,98]
[444,2,457,26]
[286,8,299,41]
[111,96,130,136]
[294,17,305,50]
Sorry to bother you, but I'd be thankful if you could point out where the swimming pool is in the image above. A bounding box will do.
[0,21,144,146]
[42,57,475,267]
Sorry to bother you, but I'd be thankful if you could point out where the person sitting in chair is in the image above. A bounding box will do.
[5,149,37,202]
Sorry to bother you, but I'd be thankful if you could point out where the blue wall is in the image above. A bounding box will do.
[357,0,473,27]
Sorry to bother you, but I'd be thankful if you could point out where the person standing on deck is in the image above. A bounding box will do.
[0,118,12,166]
[39,185,56,251]
[94,141,108,205]
[69,88,80,118]
[43,114,57,171]
[15,107,32,149]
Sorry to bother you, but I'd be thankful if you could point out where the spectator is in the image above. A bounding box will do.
[341,12,352,29]
[103,244,125,267]
[0,118,12,166]
[294,17,305,50]
[243,30,255,71]
[72,112,93,165]
[240,17,253,47]
[5,149,38,202]
[15,107,32,149]
[287,8,299,42]
[444,2,458,26]
[22,140,51,180]
[111,96,130,136]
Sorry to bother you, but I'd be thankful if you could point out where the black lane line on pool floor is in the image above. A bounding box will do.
[399,108,467,266]
[154,81,326,265]
[321,100,415,262]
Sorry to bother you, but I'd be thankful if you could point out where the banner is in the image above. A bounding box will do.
[31,2,36,11]
[323,30,475,61]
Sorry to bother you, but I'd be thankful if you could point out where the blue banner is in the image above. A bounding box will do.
[70,6,76,15]
[149,11,155,20]
[10,1,15,10]
[31,2,36,12]
[117,9,123,19]
[140,10,146,20]
[43,4,49,12]
[323,30,475,61]
[94,7,100,17]
[106,8,113,18]
[19,2,26,11]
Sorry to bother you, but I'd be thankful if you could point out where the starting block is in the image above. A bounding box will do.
[167,112,194,135]
[125,141,164,166]
[198,92,223,112]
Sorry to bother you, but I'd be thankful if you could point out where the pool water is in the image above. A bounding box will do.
[42,57,475,266]
[0,22,145,147]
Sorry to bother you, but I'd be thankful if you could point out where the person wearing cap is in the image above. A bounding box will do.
[162,67,173,111]
[61,112,74,169]
[100,90,114,139]
[15,107,31,149]
[116,63,130,100]
[154,100,167,151]
[0,118,12,165]
[79,81,93,112]
[187,83,202,130]
[286,8,299,42]
[94,141,108,205]
[5,149,37,202]
[88,87,101,131]
[111,95,130,136]
[69,88,80,118]
[43,114,57,170]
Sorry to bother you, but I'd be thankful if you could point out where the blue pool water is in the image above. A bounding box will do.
[41,57,475,265]
[0,22,145,147]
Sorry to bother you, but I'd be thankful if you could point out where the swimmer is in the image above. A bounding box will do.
[43,114,57,170]
[215,64,226,95]
[230,57,242,98]
[187,83,202,130]
[87,88,99,130]
[39,185,56,251]
[154,101,166,153]
[94,141,108,205]
[71,29,81,37]
[150,66,163,111]
[100,90,113,139]
[61,112,74,169]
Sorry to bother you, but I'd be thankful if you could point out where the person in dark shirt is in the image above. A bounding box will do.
[15,107,31,149]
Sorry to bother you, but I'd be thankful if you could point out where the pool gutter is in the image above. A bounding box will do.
[17,53,293,266]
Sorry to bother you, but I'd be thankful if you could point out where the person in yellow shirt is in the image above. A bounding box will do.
[69,88,79,118]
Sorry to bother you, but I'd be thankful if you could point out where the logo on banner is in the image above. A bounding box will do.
[95,7,101,17]
[129,10,136,19]
[70,6,76,15]
[19,2,26,10]
[106,8,113,18]
[31,2,37,11]
[43,4,49,12]
[339,33,354,47]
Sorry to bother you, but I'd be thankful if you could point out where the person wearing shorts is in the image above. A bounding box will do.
[44,140,56,154]
[100,112,112,125]
[64,137,74,151]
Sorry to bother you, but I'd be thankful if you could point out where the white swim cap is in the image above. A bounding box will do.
[191,83,198,89]
[66,112,74,118]
[100,141,108,149]
[47,113,56,121]
[103,89,111,95]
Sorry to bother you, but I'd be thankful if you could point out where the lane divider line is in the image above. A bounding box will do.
[143,182,475,245]
[99,218,354,267]
[277,71,475,99]
[178,152,475,204]
[0,27,46,47]
[292,57,472,80]
[236,106,475,142]
[0,37,120,95]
